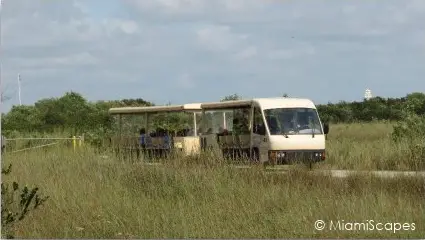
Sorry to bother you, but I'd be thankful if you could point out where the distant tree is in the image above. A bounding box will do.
[2,90,425,146]
[283,93,289,98]
[120,98,154,107]
[34,98,66,131]
[221,94,241,102]
[405,92,425,115]
[56,92,92,135]
[2,105,42,133]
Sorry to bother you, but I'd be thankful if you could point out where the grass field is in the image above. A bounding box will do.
[323,122,424,171]
[1,122,425,238]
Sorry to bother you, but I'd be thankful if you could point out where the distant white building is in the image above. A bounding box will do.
[364,88,373,100]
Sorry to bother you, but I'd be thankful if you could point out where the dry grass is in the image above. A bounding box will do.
[1,122,425,238]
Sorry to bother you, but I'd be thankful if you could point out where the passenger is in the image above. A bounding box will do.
[152,128,162,158]
[223,129,229,135]
[139,128,146,149]
[298,113,316,132]
[197,128,203,136]
[144,130,153,149]
[163,130,171,149]
[206,128,213,134]
[283,118,291,128]
[297,116,309,130]
[159,129,171,158]
[177,129,184,137]
[218,127,224,136]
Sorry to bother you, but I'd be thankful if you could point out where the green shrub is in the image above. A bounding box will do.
[392,112,425,141]
[1,164,49,239]
[392,112,425,165]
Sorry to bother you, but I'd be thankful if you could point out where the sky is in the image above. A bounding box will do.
[0,0,424,112]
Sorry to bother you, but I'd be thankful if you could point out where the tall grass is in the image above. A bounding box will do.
[322,122,425,171]
[1,122,424,238]
[5,121,424,171]
[2,148,424,238]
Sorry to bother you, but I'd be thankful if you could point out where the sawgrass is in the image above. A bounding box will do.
[320,121,425,171]
[1,122,424,238]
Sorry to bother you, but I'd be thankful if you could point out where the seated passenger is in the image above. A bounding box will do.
[139,128,146,149]
[145,132,152,148]
[218,127,224,136]
[186,128,194,136]
[162,130,172,159]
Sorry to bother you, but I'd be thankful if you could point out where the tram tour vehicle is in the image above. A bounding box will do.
[108,97,329,166]
[108,103,202,159]
[198,97,329,166]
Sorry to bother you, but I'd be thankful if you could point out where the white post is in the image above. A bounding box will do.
[223,112,226,129]
[193,112,197,137]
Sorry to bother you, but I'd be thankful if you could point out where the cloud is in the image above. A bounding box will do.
[124,0,270,15]
[6,52,99,70]
[130,0,206,14]
[103,19,139,35]
[234,46,258,60]
[195,24,248,52]
[267,44,316,60]
[1,0,424,112]
[176,73,195,90]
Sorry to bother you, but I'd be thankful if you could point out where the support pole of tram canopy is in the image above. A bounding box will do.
[193,112,197,137]
[144,113,148,131]
[223,112,227,129]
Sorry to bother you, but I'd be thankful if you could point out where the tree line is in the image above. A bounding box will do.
[1,91,424,140]
[316,93,425,123]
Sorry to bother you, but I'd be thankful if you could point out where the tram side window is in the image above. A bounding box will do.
[200,112,216,135]
[253,107,266,135]
[232,108,250,135]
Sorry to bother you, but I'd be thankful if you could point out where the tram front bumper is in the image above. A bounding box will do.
[268,150,325,164]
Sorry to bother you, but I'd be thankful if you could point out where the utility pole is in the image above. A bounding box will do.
[18,73,22,105]
[0,0,3,105]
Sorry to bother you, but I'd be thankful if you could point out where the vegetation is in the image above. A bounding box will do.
[2,91,424,135]
[2,91,424,169]
[317,92,425,123]
[2,91,424,160]
[1,164,49,238]
[1,91,424,238]
[322,122,424,171]
[1,144,424,238]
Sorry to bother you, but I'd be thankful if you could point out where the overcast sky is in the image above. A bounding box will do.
[1,0,424,112]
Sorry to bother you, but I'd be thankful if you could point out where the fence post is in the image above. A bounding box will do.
[73,136,77,152]
[79,135,83,148]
